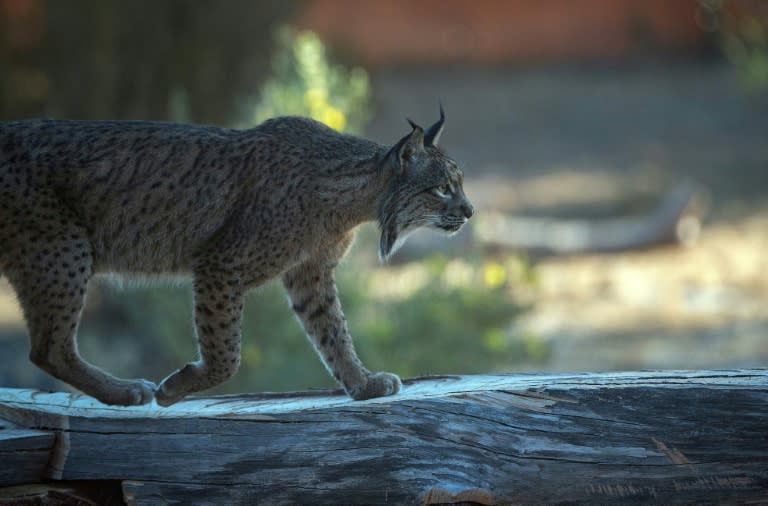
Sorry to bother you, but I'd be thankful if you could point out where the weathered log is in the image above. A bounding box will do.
[0,424,54,488]
[0,370,766,504]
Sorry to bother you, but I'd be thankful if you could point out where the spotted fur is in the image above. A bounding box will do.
[0,110,473,406]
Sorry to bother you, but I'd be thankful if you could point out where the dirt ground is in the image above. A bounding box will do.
[510,213,768,370]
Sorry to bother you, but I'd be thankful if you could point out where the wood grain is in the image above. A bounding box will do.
[1,370,766,504]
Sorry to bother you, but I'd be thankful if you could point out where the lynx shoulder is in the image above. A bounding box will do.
[0,108,473,406]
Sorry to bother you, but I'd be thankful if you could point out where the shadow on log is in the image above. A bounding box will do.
[0,370,766,504]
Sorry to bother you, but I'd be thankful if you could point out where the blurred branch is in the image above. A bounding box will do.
[392,183,704,262]
[477,182,702,255]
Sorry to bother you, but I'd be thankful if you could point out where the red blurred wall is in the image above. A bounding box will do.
[299,0,706,65]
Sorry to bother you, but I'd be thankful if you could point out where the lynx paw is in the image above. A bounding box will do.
[154,387,183,407]
[348,371,402,401]
[155,364,199,407]
[155,377,188,407]
[96,379,156,406]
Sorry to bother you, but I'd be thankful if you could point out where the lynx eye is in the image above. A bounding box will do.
[433,184,451,198]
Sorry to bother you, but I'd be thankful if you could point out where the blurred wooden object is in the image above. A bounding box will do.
[476,182,701,254]
[1,370,766,504]
[393,182,701,262]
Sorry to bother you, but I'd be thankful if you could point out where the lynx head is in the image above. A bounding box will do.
[378,106,474,262]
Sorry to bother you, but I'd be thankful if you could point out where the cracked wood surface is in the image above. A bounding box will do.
[0,370,766,504]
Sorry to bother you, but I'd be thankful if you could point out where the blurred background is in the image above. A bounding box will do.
[1,0,766,395]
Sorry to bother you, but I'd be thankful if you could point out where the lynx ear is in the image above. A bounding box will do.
[384,121,425,175]
[424,104,445,147]
[399,120,424,166]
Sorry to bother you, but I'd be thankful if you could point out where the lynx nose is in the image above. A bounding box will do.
[461,201,475,219]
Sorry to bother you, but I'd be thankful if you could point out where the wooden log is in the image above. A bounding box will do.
[0,370,766,504]
[0,424,55,487]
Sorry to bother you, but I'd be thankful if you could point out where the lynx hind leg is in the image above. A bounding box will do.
[156,267,245,406]
[5,221,155,406]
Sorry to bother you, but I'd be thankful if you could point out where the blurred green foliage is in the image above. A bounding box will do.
[700,0,768,91]
[248,28,371,133]
[723,16,768,90]
[340,256,532,379]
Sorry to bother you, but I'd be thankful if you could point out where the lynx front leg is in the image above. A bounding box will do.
[155,269,245,406]
[283,262,401,400]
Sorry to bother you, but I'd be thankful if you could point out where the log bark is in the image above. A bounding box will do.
[0,370,766,504]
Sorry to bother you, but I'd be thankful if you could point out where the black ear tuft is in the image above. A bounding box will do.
[424,104,445,147]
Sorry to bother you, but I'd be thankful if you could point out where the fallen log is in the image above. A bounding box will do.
[0,369,766,504]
